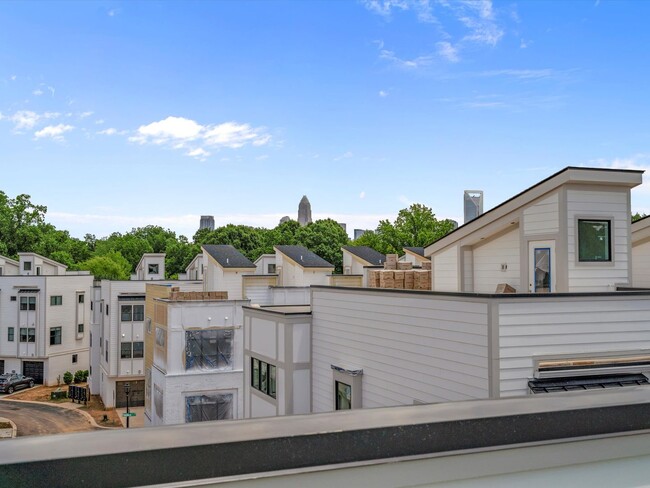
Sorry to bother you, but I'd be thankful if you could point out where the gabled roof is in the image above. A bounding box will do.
[136,253,165,271]
[254,254,275,265]
[403,247,425,257]
[275,245,334,268]
[0,255,19,266]
[17,252,67,269]
[184,253,203,273]
[425,166,644,255]
[202,245,256,269]
[342,246,385,265]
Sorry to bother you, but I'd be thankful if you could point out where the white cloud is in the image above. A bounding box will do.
[360,191,366,199]
[362,0,409,18]
[380,49,432,69]
[3,110,60,130]
[10,75,16,81]
[398,195,412,205]
[520,39,528,49]
[108,8,119,16]
[478,69,555,80]
[34,124,74,141]
[256,154,269,161]
[589,154,650,194]
[379,90,389,97]
[33,89,44,96]
[187,147,210,161]
[97,128,127,136]
[129,116,270,159]
[95,119,105,125]
[334,151,353,161]
[79,111,94,118]
[437,41,459,63]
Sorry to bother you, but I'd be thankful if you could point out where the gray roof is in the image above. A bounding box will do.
[202,245,256,269]
[342,246,385,265]
[275,245,334,268]
[404,247,425,257]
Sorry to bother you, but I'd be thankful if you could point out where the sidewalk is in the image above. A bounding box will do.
[115,406,145,428]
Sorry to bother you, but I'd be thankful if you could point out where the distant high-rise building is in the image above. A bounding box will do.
[200,215,215,231]
[354,229,368,240]
[298,195,312,226]
[339,222,347,233]
[464,191,483,224]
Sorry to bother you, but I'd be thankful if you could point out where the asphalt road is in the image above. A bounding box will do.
[0,399,98,437]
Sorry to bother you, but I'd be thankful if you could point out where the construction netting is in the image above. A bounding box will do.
[185,393,233,422]
[185,329,233,371]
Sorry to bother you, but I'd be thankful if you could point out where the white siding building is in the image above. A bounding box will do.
[425,167,642,294]
[243,305,312,418]
[632,215,650,288]
[202,245,256,299]
[274,245,334,287]
[0,253,92,385]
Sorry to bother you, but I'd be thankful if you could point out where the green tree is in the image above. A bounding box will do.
[632,212,648,223]
[195,224,268,262]
[295,219,350,273]
[94,233,154,271]
[0,192,48,257]
[352,204,454,255]
[77,251,131,280]
[165,237,201,279]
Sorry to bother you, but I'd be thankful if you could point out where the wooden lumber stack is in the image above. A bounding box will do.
[384,254,398,270]
[397,262,412,270]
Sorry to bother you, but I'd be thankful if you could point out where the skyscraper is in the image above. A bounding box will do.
[298,195,312,226]
[199,215,215,231]
[464,191,483,224]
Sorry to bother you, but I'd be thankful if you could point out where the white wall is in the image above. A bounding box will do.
[632,241,650,288]
[566,189,630,291]
[311,288,490,412]
[523,192,560,236]
[472,228,521,293]
[497,295,650,396]
[433,246,459,292]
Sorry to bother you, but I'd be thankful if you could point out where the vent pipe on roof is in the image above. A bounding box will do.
[226,258,229,264]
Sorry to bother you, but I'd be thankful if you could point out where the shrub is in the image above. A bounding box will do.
[63,371,73,385]
[82,370,89,381]
[74,370,84,384]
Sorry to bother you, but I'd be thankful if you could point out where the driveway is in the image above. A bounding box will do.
[0,399,97,437]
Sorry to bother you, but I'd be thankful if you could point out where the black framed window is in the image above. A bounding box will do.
[578,219,611,262]
[133,305,144,321]
[185,394,233,423]
[50,327,62,345]
[72,354,78,364]
[121,342,132,359]
[133,341,144,358]
[50,295,63,306]
[20,297,36,311]
[336,381,352,410]
[121,305,132,322]
[78,294,84,304]
[78,324,84,334]
[251,357,276,399]
[148,264,159,274]
[7,327,14,342]
[23,261,31,271]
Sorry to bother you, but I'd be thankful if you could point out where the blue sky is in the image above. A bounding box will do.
[1,0,649,239]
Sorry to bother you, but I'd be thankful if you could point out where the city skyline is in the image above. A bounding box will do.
[1,1,649,239]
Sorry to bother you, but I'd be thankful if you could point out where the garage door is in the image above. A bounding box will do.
[23,361,44,384]
[116,380,145,408]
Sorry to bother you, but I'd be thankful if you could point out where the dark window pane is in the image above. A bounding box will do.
[133,341,144,358]
[336,381,352,410]
[121,305,132,322]
[269,365,276,398]
[252,358,260,389]
[133,305,144,321]
[261,362,268,394]
[121,342,132,359]
[578,220,611,262]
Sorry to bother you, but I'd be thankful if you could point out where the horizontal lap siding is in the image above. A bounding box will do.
[311,289,489,412]
[498,297,650,397]
[473,228,521,293]
[567,190,629,291]
[632,241,650,287]
[433,246,458,292]
[523,193,559,236]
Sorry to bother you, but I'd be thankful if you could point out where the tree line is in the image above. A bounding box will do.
[0,192,457,279]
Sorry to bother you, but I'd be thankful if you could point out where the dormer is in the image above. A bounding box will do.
[134,253,166,280]
[0,255,20,276]
[17,252,67,276]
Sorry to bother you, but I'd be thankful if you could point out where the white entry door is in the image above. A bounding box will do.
[528,240,555,293]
